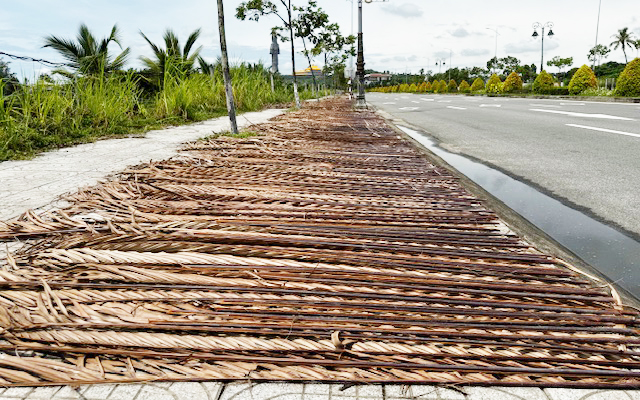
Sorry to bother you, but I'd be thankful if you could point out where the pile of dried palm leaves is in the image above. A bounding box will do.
[0,98,639,388]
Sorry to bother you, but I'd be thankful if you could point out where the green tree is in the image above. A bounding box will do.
[610,27,637,63]
[588,44,611,66]
[470,77,485,91]
[485,73,502,94]
[502,71,523,93]
[614,58,640,97]
[532,70,554,94]
[139,28,202,87]
[458,80,470,93]
[568,65,597,95]
[43,24,130,77]
[500,56,520,75]
[294,2,354,91]
[486,56,504,74]
[516,63,537,82]
[547,56,573,75]
[237,0,302,107]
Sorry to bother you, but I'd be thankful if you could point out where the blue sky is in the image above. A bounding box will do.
[2,0,639,80]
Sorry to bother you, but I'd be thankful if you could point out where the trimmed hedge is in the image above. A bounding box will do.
[448,79,458,92]
[425,81,433,92]
[532,70,554,94]
[485,74,503,94]
[458,80,471,93]
[502,71,523,93]
[614,58,640,97]
[470,77,485,91]
[568,65,597,95]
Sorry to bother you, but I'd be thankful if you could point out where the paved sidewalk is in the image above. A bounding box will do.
[0,109,283,221]
[1,107,639,399]
[0,382,637,400]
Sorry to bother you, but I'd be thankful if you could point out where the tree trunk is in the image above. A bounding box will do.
[287,1,301,108]
[216,0,238,134]
[301,37,317,97]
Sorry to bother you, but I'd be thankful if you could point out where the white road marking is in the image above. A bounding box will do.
[382,102,396,105]
[480,104,502,108]
[446,106,467,110]
[420,98,435,101]
[560,102,585,106]
[530,109,634,121]
[398,107,419,111]
[412,101,420,104]
[437,100,452,103]
[566,124,640,139]
[530,104,562,108]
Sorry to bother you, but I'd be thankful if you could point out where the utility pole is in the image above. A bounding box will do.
[216,0,238,134]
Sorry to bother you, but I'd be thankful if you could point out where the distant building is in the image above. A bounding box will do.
[294,66,324,77]
[365,73,392,85]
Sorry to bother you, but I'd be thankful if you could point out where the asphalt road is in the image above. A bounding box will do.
[367,92,640,238]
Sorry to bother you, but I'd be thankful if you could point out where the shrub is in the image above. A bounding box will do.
[614,58,640,97]
[502,71,523,93]
[458,80,471,93]
[548,86,570,96]
[532,70,554,94]
[425,81,433,92]
[408,83,418,93]
[568,65,597,95]
[418,82,427,92]
[439,80,448,93]
[485,74,503,94]
[447,79,458,92]
[470,77,485,91]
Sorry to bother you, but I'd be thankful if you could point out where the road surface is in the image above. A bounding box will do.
[368,92,640,238]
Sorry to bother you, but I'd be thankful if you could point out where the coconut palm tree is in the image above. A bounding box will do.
[139,28,202,86]
[610,27,637,63]
[43,24,130,77]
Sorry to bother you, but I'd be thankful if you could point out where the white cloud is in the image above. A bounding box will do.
[382,3,423,18]
[450,27,470,38]
[461,49,491,57]
[504,40,559,54]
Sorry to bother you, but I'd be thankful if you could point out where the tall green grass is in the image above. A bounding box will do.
[0,63,316,161]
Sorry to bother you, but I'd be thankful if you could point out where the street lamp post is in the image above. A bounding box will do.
[355,0,387,109]
[532,22,554,73]
[435,59,446,74]
[355,0,366,108]
[486,27,499,73]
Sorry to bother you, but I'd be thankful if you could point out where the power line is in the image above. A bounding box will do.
[0,51,67,67]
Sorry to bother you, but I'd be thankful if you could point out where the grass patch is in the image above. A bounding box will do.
[201,130,261,140]
[0,65,325,162]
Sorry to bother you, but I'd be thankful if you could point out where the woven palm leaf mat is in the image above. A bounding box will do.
[0,98,639,389]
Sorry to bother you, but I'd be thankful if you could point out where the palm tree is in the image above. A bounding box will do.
[139,28,202,86]
[610,27,637,63]
[43,24,130,77]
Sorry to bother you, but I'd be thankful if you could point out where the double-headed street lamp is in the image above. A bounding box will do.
[532,21,554,73]
[355,0,387,108]
[435,59,446,74]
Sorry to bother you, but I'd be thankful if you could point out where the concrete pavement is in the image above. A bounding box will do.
[1,105,640,399]
[0,109,284,221]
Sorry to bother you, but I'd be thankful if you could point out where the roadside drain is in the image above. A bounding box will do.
[399,125,640,301]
